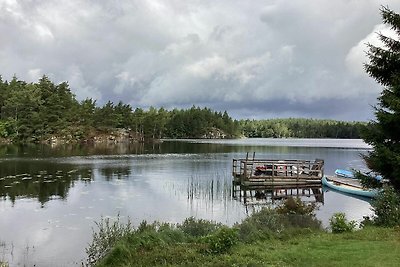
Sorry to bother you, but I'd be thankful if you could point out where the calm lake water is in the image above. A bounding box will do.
[0,138,373,266]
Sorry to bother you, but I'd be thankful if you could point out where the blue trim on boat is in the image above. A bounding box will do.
[334,169,355,178]
[335,168,383,181]
[322,176,378,198]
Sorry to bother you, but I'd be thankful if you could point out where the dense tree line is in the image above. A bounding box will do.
[0,75,366,142]
[0,76,240,142]
[240,118,365,139]
[165,108,240,138]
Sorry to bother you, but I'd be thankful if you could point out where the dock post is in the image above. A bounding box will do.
[244,161,247,182]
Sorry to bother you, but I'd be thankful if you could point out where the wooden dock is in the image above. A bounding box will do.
[232,153,324,186]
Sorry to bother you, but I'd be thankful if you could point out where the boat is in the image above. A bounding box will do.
[335,169,383,181]
[322,176,378,198]
[334,169,355,178]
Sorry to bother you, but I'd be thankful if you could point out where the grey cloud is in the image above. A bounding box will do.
[1,0,399,120]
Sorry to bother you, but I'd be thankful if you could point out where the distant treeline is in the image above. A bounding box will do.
[0,76,365,142]
[240,118,365,139]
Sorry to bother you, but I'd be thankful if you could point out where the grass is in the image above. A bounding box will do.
[240,227,400,267]
[96,227,400,267]
[89,199,400,267]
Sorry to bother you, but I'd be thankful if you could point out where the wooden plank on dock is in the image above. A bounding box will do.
[232,154,324,186]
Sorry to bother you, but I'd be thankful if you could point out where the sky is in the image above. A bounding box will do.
[1,0,400,121]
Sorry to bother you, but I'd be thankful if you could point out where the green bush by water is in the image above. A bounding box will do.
[329,213,357,233]
[177,217,222,238]
[88,198,322,265]
[201,226,239,254]
[368,185,400,227]
[86,215,133,266]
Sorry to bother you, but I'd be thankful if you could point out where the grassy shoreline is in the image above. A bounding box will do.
[86,199,400,267]
[94,224,400,267]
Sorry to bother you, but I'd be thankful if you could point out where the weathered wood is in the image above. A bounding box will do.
[232,154,324,186]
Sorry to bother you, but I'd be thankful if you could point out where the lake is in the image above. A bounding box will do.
[0,138,373,266]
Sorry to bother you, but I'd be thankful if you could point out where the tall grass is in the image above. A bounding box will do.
[85,193,400,266]
[85,215,133,266]
[186,172,232,203]
[86,197,324,266]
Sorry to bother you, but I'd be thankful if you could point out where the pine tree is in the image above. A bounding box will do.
[363,6,400,191]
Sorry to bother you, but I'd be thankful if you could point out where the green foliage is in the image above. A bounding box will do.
[92,217,400,266]
[177,217,222,238]
[164,106,240,138]
[236,200,321,243]
[87,201,322,266]
[236,208,284,243]
[201,227,238,254]
[329,213,357,233]
[0,76,241,142]
[0,75,370,143]
[85,215,133,266]
[353,170,383,189]
[240,118,364,138]
[0,120,11,138]
[362,6,400,191]
[276,197,316,216]
[275,198,322,232]
[368,185,400,227]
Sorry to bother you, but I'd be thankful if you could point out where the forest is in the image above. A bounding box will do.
[240,118,365,139]
[0,76,364,143]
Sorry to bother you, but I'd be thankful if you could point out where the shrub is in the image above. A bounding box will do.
[202,226,238,254]
[329,213,356,233]
[128,231,165,251]
[177,217,221,238]
[237,201,322,243]
[128,221,186,250]
[370,185,400,227]
[236,207,283,243]
[280,213,322,231]
[156,224,187,244]
[85,215,133,266]
[136,220,157,233]
[276,197,317,216]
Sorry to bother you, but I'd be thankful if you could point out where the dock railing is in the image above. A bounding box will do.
[232,157,324,186]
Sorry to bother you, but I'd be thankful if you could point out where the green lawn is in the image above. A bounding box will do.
[97,227,400,267]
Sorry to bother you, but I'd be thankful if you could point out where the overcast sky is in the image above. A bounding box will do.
[1,0,400,121]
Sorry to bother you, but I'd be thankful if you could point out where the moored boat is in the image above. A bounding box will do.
[335,168,383,181]
[334,169,355,178]
[322,176,378,198]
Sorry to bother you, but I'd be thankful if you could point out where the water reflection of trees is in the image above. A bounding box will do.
[0,160,93,206]
[100,167,131,181]
[0,143,149,158]
[0,158,140,206]
[0,143,165,206]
